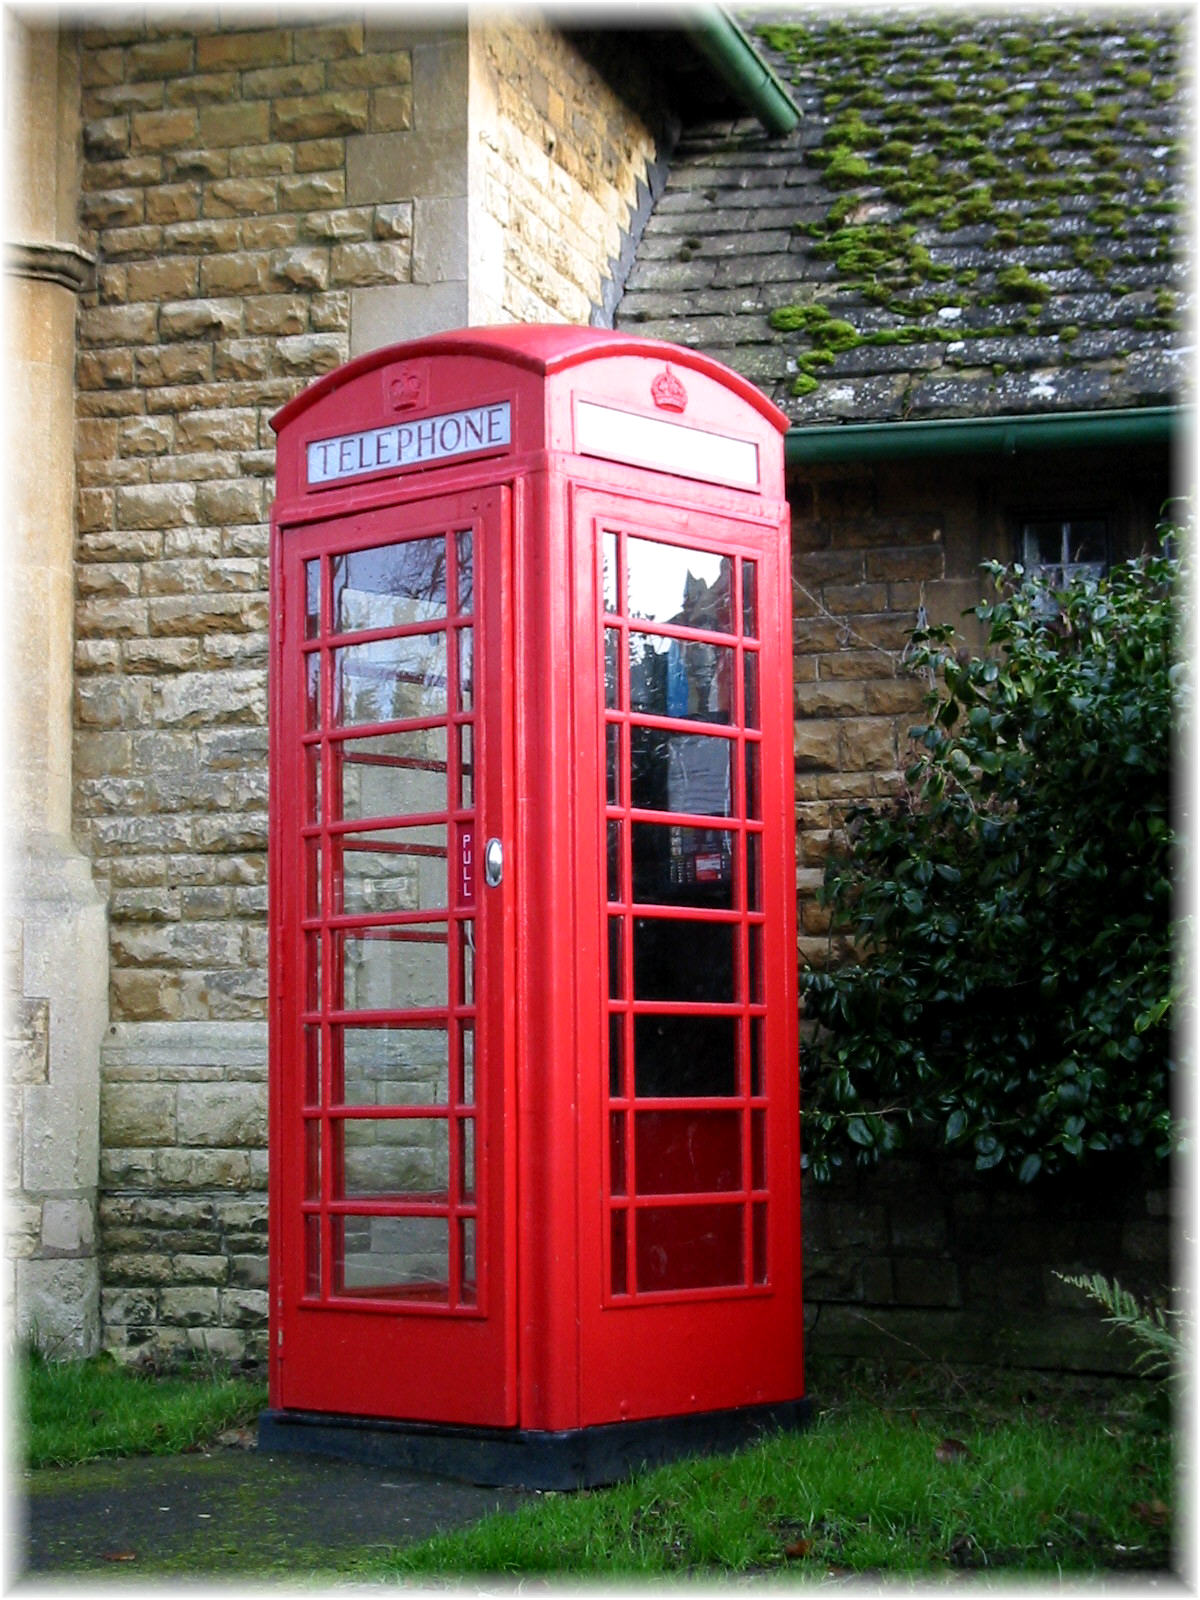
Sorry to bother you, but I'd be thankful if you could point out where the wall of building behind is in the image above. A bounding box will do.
[61,10,668,1361]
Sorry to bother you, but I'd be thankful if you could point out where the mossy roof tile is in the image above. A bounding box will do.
[616,10,1187,423]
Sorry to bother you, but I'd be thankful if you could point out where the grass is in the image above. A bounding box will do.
[363,1367,1175,1580]
[17,1345,268,1469]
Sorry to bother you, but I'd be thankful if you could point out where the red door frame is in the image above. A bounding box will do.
[269,482,517,1426]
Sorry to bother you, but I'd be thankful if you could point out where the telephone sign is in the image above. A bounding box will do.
[263,326,805,1487]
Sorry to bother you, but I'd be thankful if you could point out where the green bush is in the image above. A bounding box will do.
[800,532,1185,1183]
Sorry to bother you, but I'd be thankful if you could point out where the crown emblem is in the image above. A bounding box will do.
[651,365,687,413]
[389,367,424,412]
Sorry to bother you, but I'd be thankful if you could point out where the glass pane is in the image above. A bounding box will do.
[603,530,619,613]
[460,1024,475,1105]
[745,833,760,912]
[337,825,447,914]
[748,924,763,1004]
[456,529,473,614]
[333,539,447,633]
[611,1209,628,1295]
[606,723,620,806]
[609,1013,624,1098]
[305,838,321,915]
[610,1112,627,1196]
[742,560,757,638]
[636,1204,742,1292]
[743,652,759,730]
[629,635,734,725]
[305,559,321,638]
[634,1014,737,1097]
[631,728,734,817]
[339,1024,449,1106]
[335,1214,448,1299]
[460,1218,477,1306]
[753,1202,767,1284]
[459,1117,475,1201]
[748,1016,763,1098]
[631,822,734,908]
[305,1215,321,1296]
[335,634,447,726]
[744,742,760,821]
[305,745,322,824]
[458,724,474,807]
[752,1108,766,1190]
[634,1110,742,1194]
[305,1118,321,1200]
[305,931,321,1012]
[607,820,622,902]
[605,628,620,709]
[337,923,448,1012]
[304,1025,321,1105]
[627,539,733,635]
[305,654,320,729]
[339,1115,449,1197]
[457,629,473,712]
[460,924,474,1005]
[632,916,734,1003]
[607,917,624,999]
[337,728,448,822]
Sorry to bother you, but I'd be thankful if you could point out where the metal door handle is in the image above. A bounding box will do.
[484,837,504,887]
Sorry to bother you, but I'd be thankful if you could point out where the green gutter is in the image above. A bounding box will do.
[785,405,1187,466]
[682,9,801,136]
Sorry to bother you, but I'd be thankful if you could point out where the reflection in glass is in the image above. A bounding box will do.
[339,1024,449,1106]
[744,742,760,821]
[606,723,620,806]
[629,634,733,725]
[305,1118,321,1199]
[305,839,321,916]
[611,1209,628,1295]
[458,723,474,807]
[335,1213,449,1297]
[460,1118,475,1201]
[605,628,619,709]
[632,916,734,1003]
[607,918,624,999]
[752,1108,766,1189]
[742,560,757,638]
[338,924,448,1012]
[457,628,473,711]
[603,530,618,613]
[461,1218,477,1305]
[333,539,447,633]
[339,1115,449,1198]
[460,1024,475,1105]
[456,530,473,614]
[753,1202,768,1284]
[305,744,322,824]
[305,559,321,638]
[337,728,448,822]
[610,1112,627,1195]
[306,654,320,729]
[337,825,447,914]
[632,822,734,908]
[745,833,760,912]
[634,1014,737,1097]
[460,925,474,1005]
[609,1014,624,1098]
[636,1203,742,1291]
[607,820,622,902]
[335,635,447,726]
[627,539,732,635]
[744,651,759,729]
[304,1025,321,1105]
[305,1215,321,1296]
[631,728,733,816]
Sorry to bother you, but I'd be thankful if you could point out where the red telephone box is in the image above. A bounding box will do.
[261,326,805,1486]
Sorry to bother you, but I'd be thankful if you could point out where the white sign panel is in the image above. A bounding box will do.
[307,401,511,486]
[575,400,759,489]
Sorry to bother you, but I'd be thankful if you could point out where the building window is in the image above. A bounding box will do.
[1020,517,1108,588]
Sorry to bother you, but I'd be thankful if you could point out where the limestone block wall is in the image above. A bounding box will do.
[69,11,677,1360]
[470,20,671,326]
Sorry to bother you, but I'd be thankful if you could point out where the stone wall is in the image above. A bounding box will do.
[68,10,677,1360]
[470,20,669,326]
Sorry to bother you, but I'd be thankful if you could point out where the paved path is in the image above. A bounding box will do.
[19,1444,534,1578]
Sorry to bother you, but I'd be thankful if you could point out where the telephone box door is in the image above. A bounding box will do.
[271,485,515,1426]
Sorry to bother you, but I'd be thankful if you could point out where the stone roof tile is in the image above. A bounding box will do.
[617,10,1187,424]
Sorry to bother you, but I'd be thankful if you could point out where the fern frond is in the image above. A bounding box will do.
[1056,1271,1186,1379]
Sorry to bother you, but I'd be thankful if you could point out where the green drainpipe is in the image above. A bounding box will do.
[682,9,801,136]
[785,405,1186,466]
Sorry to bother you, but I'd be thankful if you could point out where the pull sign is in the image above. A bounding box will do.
[459,828,475,905]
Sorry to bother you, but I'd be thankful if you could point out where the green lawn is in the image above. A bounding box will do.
[18,1346,268,1469]
[366,1368,1175,1580]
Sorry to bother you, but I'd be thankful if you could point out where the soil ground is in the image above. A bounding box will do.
[18,1441,534,1578]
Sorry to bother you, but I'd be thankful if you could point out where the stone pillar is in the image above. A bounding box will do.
[5,14,107,1356]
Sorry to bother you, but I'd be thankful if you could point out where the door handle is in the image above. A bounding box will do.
[484,837,504,888]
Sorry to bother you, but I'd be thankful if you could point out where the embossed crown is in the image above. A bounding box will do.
[650,365,687,413]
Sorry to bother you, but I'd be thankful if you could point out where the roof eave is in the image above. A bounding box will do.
[681,8,801,136]
[784,405,1188,466]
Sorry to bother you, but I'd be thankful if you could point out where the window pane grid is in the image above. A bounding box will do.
[297,532,481,1314]
[600,528,766,1301]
